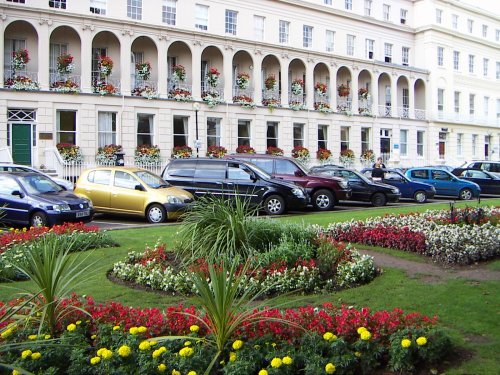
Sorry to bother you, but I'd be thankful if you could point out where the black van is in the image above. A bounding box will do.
[161,158,308,215]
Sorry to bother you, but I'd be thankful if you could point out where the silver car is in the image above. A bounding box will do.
[0,163,74,191]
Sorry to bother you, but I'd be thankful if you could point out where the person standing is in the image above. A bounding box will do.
[372,157,386,181]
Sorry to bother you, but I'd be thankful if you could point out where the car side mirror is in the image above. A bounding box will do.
[58,184,67,191]
[12,190,24,198]
[134,184,145,191]
[294,170,305,177]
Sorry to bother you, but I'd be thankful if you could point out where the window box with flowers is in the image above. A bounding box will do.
[12,48,29,71]
[337,103,353,116]
[135,61,151,80]
[56,143,83,164]
[289,100,306,111]
[172,64,186,81]
[98,56,113,77]
[206,145,227,158]
[202,91,223,108]
[94,81,117,96]
[315,82,328,97]
[317,148,332,162]
[235,145,256,154]
[132,86,159,100]
[358,87,370,100]
[340,149,355,167]
[169,88,193,102]
[5,76,39,91]
[291,146,311,166]
[337,83,350,97]
[266,146,284,156]
[360,149,375,166]
[264,74,278,91]
[206,67,220,88]
[171,145,192,159]
[135,145,161,164]
[236,72,250,89]
[50,79,79,93]
[261,98,281,111]
[314,102,332,114]
[233,95,256,109]
[57,53,75,75]
[358,107,372,116]
[291,78,304,95]
[96,144,123,165]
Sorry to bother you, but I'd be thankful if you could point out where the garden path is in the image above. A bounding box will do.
[358,250,500,282]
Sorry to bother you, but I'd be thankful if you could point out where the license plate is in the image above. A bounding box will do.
[76,209,90,218]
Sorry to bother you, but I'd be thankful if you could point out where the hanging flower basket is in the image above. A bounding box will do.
[171,145,192,159]
[172,64,186,81]
[337,84,350,97]
[5,75,39,91]
[202,91,223,108]
[265,74,278,91]
[169,88,193,102]
[291,78,304,95]
[99,56,113,77]
[135,145,161,163]
[266,146,284,156]
[136,61,151,80]
[358,87,369,100]
[50,79,79,93]
[206,67,220,88]
[358,107,372,116]
[317,148,332,161]
[132,86,159,100]
[56,143,83,164]
[235,145,256,154]
[315,82,328,96]
[233,95,256,109]
[94,81,117,96]
[236,72,250,89]
[57,53,75,74]
[12,49,29,71]
[206,145,227,158]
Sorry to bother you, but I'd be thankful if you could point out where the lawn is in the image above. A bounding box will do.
[1,198,499,374]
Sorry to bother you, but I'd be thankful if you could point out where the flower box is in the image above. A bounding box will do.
[339,149,355,167]
[94,81,116,96]
[96,144,123,165]
[317,148,332,161]
[266,146,284,156]
[132,86,159,100]
[169,88,192,102]
[5,75,39,91]
[264,74,277,91]
[98,56,113,77]
[57,143,83,163]
[233,95,256,109]
[206,145,227,158]
[12,48,29,71]
[202,91,223,108]
[171,145,192,159]
[206,67,220,88]
[291,78,304,95]
[235,145,256,154]
[314,102,332,113]
[50,79,79,93]
[262,98,281,110]
[315,82,328,96]
[358,87,369,100]
[135,145,161,163]
[291,146,310,159]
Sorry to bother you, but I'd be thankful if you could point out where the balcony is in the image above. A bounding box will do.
[50,73,81,93]
[168,79,193,102]
[4,71,40,91]
[131,77,159,99]
[93,78,120,96]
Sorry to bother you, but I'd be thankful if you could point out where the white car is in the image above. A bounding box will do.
[0,163,74,191]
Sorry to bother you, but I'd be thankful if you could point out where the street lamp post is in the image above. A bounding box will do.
[192,102,201,157]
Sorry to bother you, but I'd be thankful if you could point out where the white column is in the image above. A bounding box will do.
[252,55,262,105]
[350,72,359,115]
[191,44,202,100]
[119,33,132,96]
[223,48,233,103]
[80,27,93,93]
[391,74,398,117]
[305,61,314,109]
[329,65,337,111]
[157,37,168,98]
[409,78,415,119]
[37,21,50,90]
[0,15,5,88]
[371,72,379,116]
[279,56,289,107]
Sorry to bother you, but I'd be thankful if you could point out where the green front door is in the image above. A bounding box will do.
[12,123,32,165]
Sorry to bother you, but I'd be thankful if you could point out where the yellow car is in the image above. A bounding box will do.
[75,167,194,223]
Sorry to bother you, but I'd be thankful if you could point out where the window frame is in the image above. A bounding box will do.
[383,4,391,21]
[97,112,117,148]
[437,46,444,66]
[325,30,335,52]
[237,120,251,146]
[400,129,408,157]
[266,122,279,148]
[225,9,237,35]
[279,20,290,44]
[127,0,142,20]
[49,0,66,9]
[162,0,177,25]
[56,110,77,145]
[303,25,313,48]
[347,34,355,56]
[90,0,106,15]
[206,117,221,147]
[195,4,209,31]
[137,113,154,147]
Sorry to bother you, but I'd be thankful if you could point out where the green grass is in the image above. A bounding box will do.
[1,199,499,373]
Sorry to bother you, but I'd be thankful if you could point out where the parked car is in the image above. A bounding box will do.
[75,167,194,223]
[310,166,401,206]
[405,167,480,200]
[162,158,308,215]
[422,165,456,173]
[360,168,436,203]
[457,161,500,177]
[450,168,500,196]
[0,163,74,191]
[225,154,351,211]
[0,172,93,227]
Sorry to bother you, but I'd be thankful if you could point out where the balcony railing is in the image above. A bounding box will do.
[337,97,352,115]
[93,78,121,95]
[414,108,426,120]
[262,89,281,105]
[168,79,193,101]
[4,71,40,91]
[50,73,81,92]
[233,86,254,100]
[314,92,330,103]
[396,106,410,118]
[131,78,159,99]
[378,104,392,117]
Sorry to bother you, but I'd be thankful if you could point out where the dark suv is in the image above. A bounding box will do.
[225,154,351,211]
[161,158,307,215]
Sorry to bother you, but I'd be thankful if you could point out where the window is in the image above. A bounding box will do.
[318,125,328,150]
[324,0,332,4]
[437,89,444,113]
[207,117,221,147]
[402,47,409,66]
[483,58,489,76]
[228,163,253,181]
[238,120,251,146]
[366,39,374,59]
[383,4,390,21]
[49,0,66,9]
[497,62,500,79]
[225,10,237,35]
[456,133,463,156]
[496,29,500,42]
[279,20,289,44]
[497,99,500,119]
[6,0,26,3]
[98,112,117,147]
[90,0,106,15]
[127,0,142,20]
[195,4,209,30]
[435,9,442,24]
[365,0,372,16]
[345,0,352,10]
[437,47,444,66]
[57,110,76,144]
[49,43,68,76]
[467,18,473,33]
[162,0,176,25]
[417,131,424,157]
[452,14,458,29]
[484,96,489,117]
[326,30,335,52]
[400,9,407,24]
[400,130,408,156]
[469,94,475,115]
[469,55,474,73]
[303,25,313,48]
[254,16,265,41]
[454,91,460,114]
[472,134,477,156]
[137,114,154,146]
[347,34,355,56]
[482,24,488,37]
[361,128,370,154]
[340,127,350,151]
[172,116,189,147]
[267,122,279,148]
[293,123,304,147]
[453,51,459,70]
[384,43,392,63]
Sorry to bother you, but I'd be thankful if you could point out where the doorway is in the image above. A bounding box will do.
[11,123,32,165]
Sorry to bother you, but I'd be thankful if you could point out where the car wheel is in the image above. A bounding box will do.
[413,190,428,203]
[312,189,335,211]
[263,195,285,215]
[146,204,167,223]
[459,188,473,200]
[30,211,48,227]
[371,193,387,207]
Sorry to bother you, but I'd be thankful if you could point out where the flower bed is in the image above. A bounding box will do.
[319,206,500,264]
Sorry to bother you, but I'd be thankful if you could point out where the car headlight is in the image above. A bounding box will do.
[391,188,400,194]
[338,180,349,189]
[430,186,436,192]
[52,204,70,212]
[86,199,93,208]
[292,188,305,198]
[166,196,183,204]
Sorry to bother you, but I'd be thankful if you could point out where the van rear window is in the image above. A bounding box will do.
[167,161,196,177]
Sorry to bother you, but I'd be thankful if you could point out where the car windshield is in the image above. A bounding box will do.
[19,175,63,194]
[134,170,170,188]
[245,163,272,179]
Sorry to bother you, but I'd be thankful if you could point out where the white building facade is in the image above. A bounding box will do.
[0,0,498,171]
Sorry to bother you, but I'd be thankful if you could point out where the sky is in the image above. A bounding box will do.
[457,0,500,15]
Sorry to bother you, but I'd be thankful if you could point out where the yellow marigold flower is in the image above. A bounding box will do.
[184,341,192,346]
[76,320,82,325]
[187,372,197,375]
[44,335,51,340]
[152,349,162,359]
[282,356,293,365]
[360,330,372,341]
[113,326,121,331]
[139,341,151,351]
[13,370,21,375]
[31,352,41,360]
[159,346,167,354]
[118,345,132,357]
[271,342,277,347]
[190,325,200,333]
[172,370,181,375]
[149,340,157,346]
[91,334,97,340]
[232,339,243,350]
[325,362,336,374]
[229,352,237,362]
[137,326,147,333]
[101,349,113,360]
[1,328,13,339]
[129,327,139,335]
[357,327,367,334]
[67,323,77,332]
[254,344,261,349]
[323,332,337,342]
[28,335,38,340]
[416,336,428,346]
[354,351,362,357]
[21,350,32,359]
[258,370,268,375]
[271,357,283,368]
[90,356,101,365]
[179,347,194,357]
[401,338,412,348]
[158,364,166,372]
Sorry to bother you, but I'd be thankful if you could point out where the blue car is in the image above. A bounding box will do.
[361,168,435,203]
[0,172,94,227]
[405,167,481,200]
